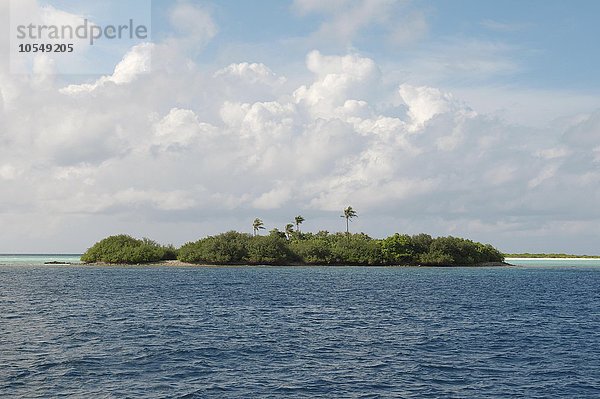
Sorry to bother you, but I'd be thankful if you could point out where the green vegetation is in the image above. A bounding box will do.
[341,206,358,234]
[247,234,295,264]
[294,215,305,232]
[252,218,265,236]
[285,223,295,239]
[175,231,503,266]
[83,231,504,266]
[82,206,505,266]
[178,231,250,264]
[504,253,600,258]
[81,235,177,264]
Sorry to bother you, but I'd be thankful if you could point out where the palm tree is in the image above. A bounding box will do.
[285,223,295,239]
[253,218,265,236]
[294,215,305,232]
[341,206,357,234]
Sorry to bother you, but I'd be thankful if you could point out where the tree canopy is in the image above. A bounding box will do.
[174,231,503,266]
[341,206,358,233]
[252,218,265,236]
[82,223,504,267]
[81,235,177,264]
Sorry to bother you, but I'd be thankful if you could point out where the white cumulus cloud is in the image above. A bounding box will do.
[1,8,600,254]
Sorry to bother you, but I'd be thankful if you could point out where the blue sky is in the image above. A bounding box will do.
[1,0,600,253]
[44,0,600,90]
[148,0,600,90]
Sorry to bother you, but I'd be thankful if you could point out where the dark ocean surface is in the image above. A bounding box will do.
[1,262,599,398]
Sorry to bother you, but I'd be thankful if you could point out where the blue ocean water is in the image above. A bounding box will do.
[1,261,599,398]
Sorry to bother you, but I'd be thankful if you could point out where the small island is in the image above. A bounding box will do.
[80,208,509,267]
[81,209,506,267]
[81,232,506,266]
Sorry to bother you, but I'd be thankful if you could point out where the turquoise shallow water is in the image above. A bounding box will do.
[0,254,82,265]
[507,257,600,267]
[1,259,599,398]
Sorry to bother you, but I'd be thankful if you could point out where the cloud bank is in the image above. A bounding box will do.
[0,1,599,253]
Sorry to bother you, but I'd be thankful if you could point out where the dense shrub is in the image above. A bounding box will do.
[81,235,174,264]
[410,233,434,254]
[246,235,295,264]
[179,232,294,265]
[380,233,440,265]
[178,231,251,264]
[289,235,334,264]
[85,231,504,266]
[161,245,179,260]
[176,231,504,266]
[382,233,416,264]
[288,232,384,265]
[418,250,455,266]
[330,233,384,265]
[420,236,504,266]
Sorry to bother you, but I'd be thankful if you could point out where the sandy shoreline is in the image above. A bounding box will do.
[79,260,512,267]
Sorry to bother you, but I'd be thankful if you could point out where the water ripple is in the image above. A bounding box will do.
[1,265,599,398]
